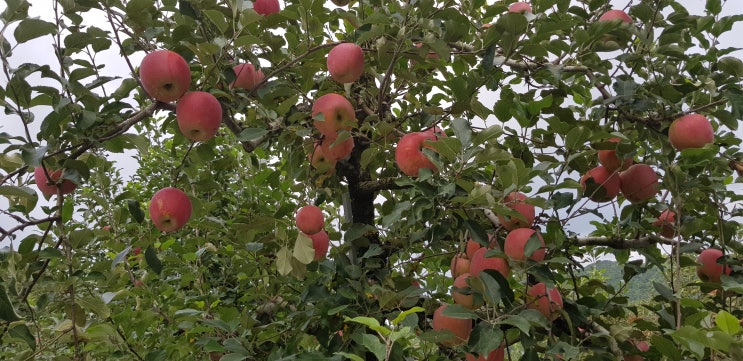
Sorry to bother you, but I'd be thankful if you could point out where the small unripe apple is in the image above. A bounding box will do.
[653,210,676,238]
[432,304,472,346]
[526,282,563,320]
[176,91,223,142]
[598,9,632,23]
[231,63,265,90]
[309,229,330,261]
[469,247,510,278]
[33,166,77,197]
[597,137,633,172]
[508,2,532,13]
[696,248,731,283]
[139,50,191,103]
[327,43,364,83]
[466,347,505,361]
[504,228,545,262]
[450,253,471,278]
[668,113,714,150]
[497,192,536,230]
[581,165,621,202]
[395,131,440,177]
[452,273,475,309]
[312,93,357,137]
[149,187,192,232]
[253,0,280,15]
[295,205,324,235]
[619,164,658,204]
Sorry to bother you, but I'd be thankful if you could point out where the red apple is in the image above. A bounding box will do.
[320,135,354,161]
[253,0,280,15]
[696,248,731,283]
[526,282,563,320]
[580,165,621,202]
[630,339,650,352]
[295,205,324,235]
[133,246,142,256]
[466,238,483,260]
[598,137,633,172]
[33,166,77,197]
[176,91,223,142]
[598,9,632,23]
[309,142,337,174]
[139,50,191,103]
[619,164,658,204]
[653,210,676,238]
[497,192,536,230]
[327,43,364,83]
[309,229,330,261]
[231,63,265,90]
[668,113,714,150]
[508,2,532,13]
[469,247,510,279]
[395,131,440,177]
[103,225,111,231]
[432,304,472,346]
[450,253,471,278]
[504,228,545,262]
[149,187,192,233]
[466,347,505,361]
[452,273,475,309]
[311,93,357,137]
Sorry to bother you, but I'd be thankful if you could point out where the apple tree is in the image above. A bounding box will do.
[1,0,742,360]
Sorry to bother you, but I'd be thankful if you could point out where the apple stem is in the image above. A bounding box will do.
[343,82,352,97]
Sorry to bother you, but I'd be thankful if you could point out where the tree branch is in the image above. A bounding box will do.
[573,234,679,249]
[356,178,410,193]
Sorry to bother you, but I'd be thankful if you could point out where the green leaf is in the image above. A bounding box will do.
[144,350,167,361]
[345,316,390,336]
[203,9,228,33]
[501,314,531,335]
[706,0,721,15]
[0,284,20,322]
[14,18,56,43]
[128,199,144,223]
[391,306,424,326]
[79,295,111,319]
[716,310,740,335]
[469,322,503,357]
[440,304,478,319]
[357,333,386,361]
[334,352,365,361]
[0,185,37,211]
[39,247,63,259]
[144,245,162,274]
[237,128,268,141]
[276,246,292,276]
[9,324,35,350]
[451,118,472,148]
[21,145,47,167]
[293,232,315,265]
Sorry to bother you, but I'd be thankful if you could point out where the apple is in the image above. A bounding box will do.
[450,253,471,278]
[34,166,77,197]
[309,229,330,261]
[139,50,191,103]
[526,282,563,320]
[452,273,475,309]
[466,238,483,260]
[432,304,472,346]
[580,166,621,202]
[504,228,545,262]
[133,247,142,256]
[630,339,650,352]
[176,91,223,142]
[696,248,731,283]
[253,0,280,15]
[149,187,192,233]
[653,210,676,238]
[320,135,354,161]
[497,192,536,230]
[508,2,532,13]
[133,279,145,287]
[598,137,633,172]
[619,164,658,204]
[327,43,364,83]
[295,205,324,235]
[598,9,632,23]
[466,347,505,361]
[231,63,265,90]
[312,93,357,137]
[395,131,440,177]
[469,247,510,279]
[668,113,714,150]
[102,225,111,231]
[309,142,337,174]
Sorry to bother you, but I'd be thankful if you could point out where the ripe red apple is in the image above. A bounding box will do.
[309,229,330,261]
[598,9,632,23]
[327,43,364,83]
[395,131,441,177]
[311,93,357,137]
[176,91,223,142]
[497,192,536,230]
[452,273,475,309]
[598,137,633,172]
[139,50,191,103]
[580,165,621,202]
[450,253,471,278]
[504,228,545,262]
[320,135,354,161]
[149,187,192,233]
[309,142,337,174]
[696,248,731,283]
[526,282,563,320]
[231,63,265,90]
[668,113,714,150]
[133,246,142,256]
[619,164,658,204]
[653,210,676,238]
[33,166,77,197]
[469,247,510,279]
[466,347,505,361]
[508,2,532,13]
[466,238,483,260]
[103,225,111,231]
[295,205,324,235]
[630,339,650,352]
[253,0,280,15]
[432,304,472,346]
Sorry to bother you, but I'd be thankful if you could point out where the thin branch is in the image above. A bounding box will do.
[573,234,679,249]
[0,216,60,243]
[357,178,410,193]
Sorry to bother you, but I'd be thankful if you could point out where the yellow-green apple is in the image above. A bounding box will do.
[497,192,535,230]
[696,248,731,283]
[432,304,472,346]
[176,91,223,142]
[452,273,475,309]
[526,282,563,320]
[504,228,545,262]
[149,187,192,232]
[598,137,633,172]
[466,238,483,260]
[33,166,77,197]
[395,131,440,177]
[653,210,676,238]
[327,43,364,83]
[469,247,510,278]
[311,93,357,137]
[295,205,324,235]
[231,63,265,90]
[619,164,658,203]
[253,0,280,15]
[508,2,532,13]
[450,253,471,278]
[309,142,337,174]
[668,113,714,150]
[599,9,632,23]
[466,347,505,361]
[139,50,191,103]
[309,229,330,261]
[581,165,621,202]
[320,135,354,161]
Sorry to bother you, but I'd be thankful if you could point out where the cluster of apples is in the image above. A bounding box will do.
[294,205,330,260]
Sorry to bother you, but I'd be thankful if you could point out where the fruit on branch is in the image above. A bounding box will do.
[320,135,354,161]
[526,282,563,320]
[309,142,337,174]
[596,9,633,51]
[469,247,510,278]
[598,137,633,172]
[497,192,535,230]
[696,248,731,283]
[149,187,192,233]
[312,93,357,137]
[580,165,621,202]
[432,304,472,346]
[295,205,324,235]
[327,43,364,83]
[176,91,223,142]
[395,131,441,177]
[668,113,714,150]
[139,50,191,103]
[653,210,676,238]
[231,63,265,90]
[508,2,532,13]
[309,229,330,261]
[465,346,505,361]
[504,228,545,262]
[598,9,632,23]
[452,273,475,309]
[619,164,658,204]
[466,238,484,260]
[451,253,471,278]
[253,0,280,15]
[33,166,77,197]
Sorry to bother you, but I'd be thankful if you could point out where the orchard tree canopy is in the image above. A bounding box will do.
[1,0,743,360]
